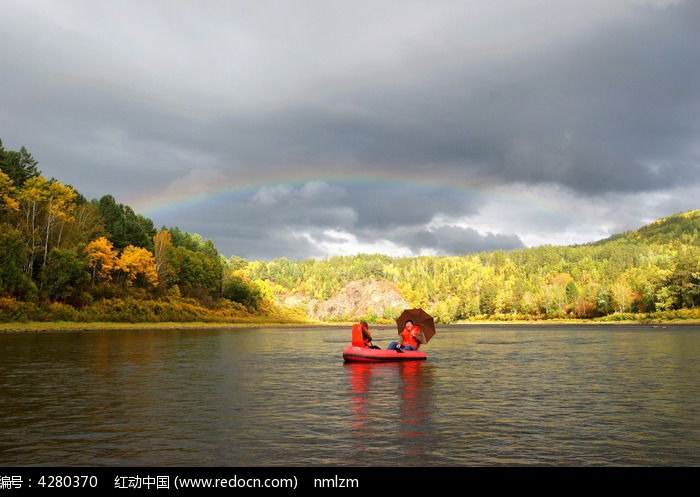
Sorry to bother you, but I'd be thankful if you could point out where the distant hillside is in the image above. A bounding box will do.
[592,209,700,246]
[256,208,700,323]
[629,209,700,245]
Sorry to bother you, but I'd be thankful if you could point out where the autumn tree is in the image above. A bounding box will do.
[116,245,158,288]
[16,175,50,276]
[85,236,118,285]
[41,180,77,267]
[60,195,107,248]
[0,170,19,218]
[153,229,174,288]
[612,277,632,313]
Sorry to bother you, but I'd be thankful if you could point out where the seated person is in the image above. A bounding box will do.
[360,320,380,349]
[351,320,380,349]
[388,320,421,352]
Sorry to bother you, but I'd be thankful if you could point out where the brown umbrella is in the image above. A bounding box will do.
[396,308,436,344]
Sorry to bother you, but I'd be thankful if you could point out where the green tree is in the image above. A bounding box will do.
[167,245,221,300]
[222,272,262,309]
[0,141,40,187]
[667,247,700,309]
[61,198,108,247]
[0,224,36,299]
[565,280,579,312]
[40,247,90,306]
[96,195,155,251]
[596,286,614,315]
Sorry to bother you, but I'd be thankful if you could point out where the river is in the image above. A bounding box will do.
[1,323,698,467]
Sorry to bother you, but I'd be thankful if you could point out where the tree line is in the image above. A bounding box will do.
[1,138,698,324]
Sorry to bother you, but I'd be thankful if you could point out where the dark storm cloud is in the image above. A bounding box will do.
[1,1,699,260]
[154,181,490,260]
[183,0,700,200]
[358,224,525,257]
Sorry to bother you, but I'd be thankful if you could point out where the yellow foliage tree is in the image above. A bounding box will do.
[14,175,77,272]
[0,170,19,215]
[85,236,118,284]
[43,180,77,264]
[153,229,173,285]
[117,245,159,287]
[16,175,49,275]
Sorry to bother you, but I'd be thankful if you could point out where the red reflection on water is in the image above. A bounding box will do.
[396,360,424,438]
[344,359,434,464]
[346,360,428,433]
[348,362,373,432]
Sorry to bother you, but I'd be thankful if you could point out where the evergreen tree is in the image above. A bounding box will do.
[0,140,40,187]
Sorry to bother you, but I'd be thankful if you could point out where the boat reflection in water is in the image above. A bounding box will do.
[345,359,435,464]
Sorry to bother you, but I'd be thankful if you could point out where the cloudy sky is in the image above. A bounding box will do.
[2,0,699,261]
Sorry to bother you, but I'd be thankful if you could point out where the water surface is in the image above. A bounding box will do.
[1,324,698,466]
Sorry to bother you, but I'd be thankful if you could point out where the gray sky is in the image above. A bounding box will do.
[2,0,699,261]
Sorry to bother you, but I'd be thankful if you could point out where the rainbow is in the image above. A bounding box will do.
[127,173,583,251]
[131,174,488,218]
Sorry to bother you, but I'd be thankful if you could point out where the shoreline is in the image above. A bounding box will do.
[2,318,700,333]
[0,321,328,333]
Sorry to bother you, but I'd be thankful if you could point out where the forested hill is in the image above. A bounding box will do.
[245,209,700,323]
[602,209,700,246]
[643,210,700,242]
[1,139,698,324]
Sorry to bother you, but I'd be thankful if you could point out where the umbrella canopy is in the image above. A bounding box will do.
[396,308,436,344]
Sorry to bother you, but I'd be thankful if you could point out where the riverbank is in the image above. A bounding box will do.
[0,318,324,333]
[2,316,699,333]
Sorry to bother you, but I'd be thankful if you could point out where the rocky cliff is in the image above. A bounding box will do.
[279,279,409,321]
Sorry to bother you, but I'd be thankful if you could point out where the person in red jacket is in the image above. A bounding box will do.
[352,320,380,348]
[360,320,380,349]
[388,320,421,352]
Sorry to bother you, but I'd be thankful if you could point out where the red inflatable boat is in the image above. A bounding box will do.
[342,345,427,362]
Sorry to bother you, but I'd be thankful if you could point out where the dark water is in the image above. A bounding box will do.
[1,324,699,466]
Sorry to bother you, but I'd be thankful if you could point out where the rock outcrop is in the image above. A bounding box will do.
[279,279,409,321]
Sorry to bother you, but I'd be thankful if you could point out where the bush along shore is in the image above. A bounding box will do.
[0,295,313,328]
[2,295,698,333]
